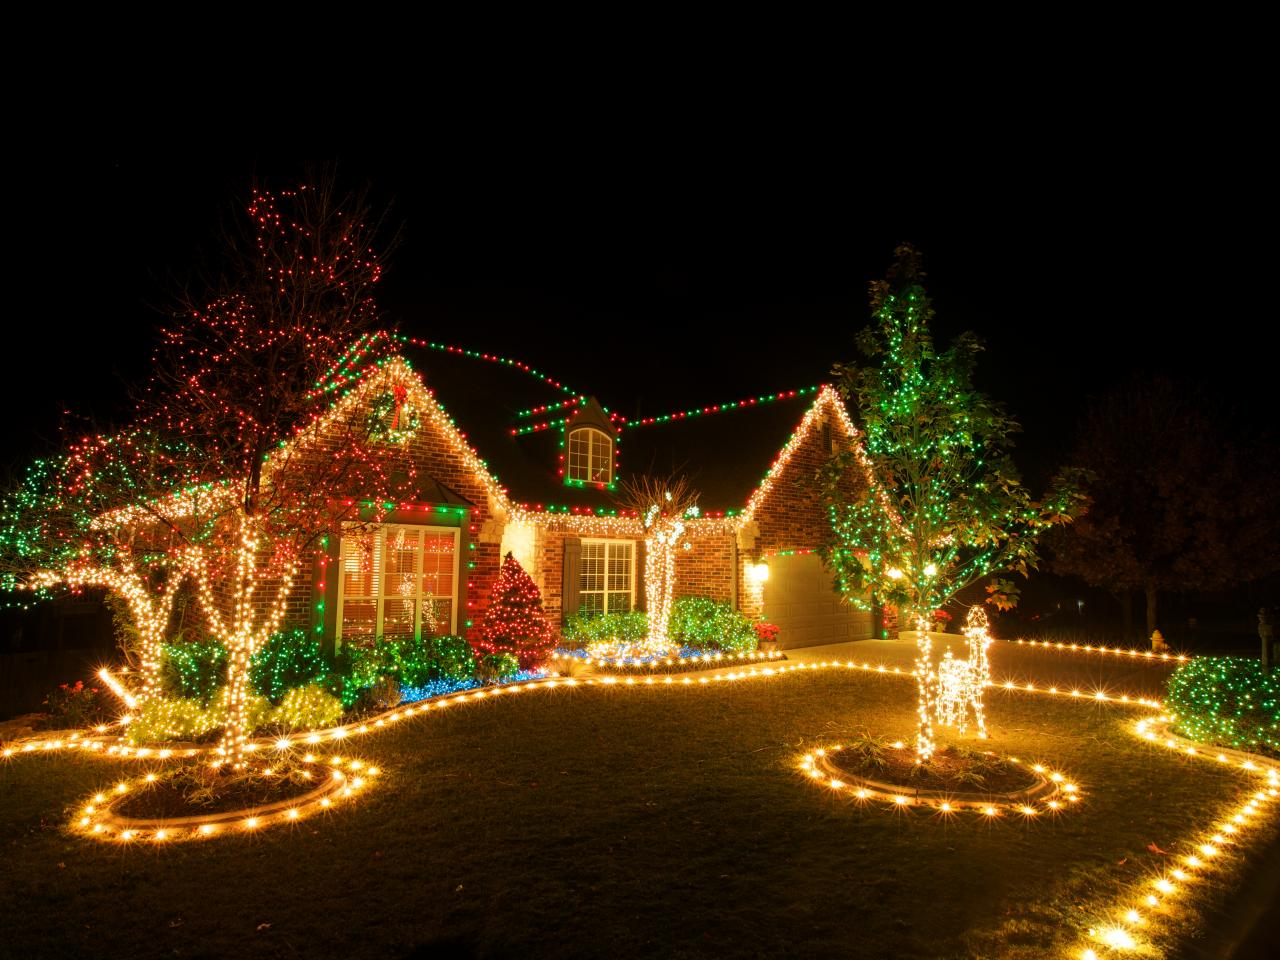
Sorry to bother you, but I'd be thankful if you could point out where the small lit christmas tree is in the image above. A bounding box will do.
[476,553,553,670]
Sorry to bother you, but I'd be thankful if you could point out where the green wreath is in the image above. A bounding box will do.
[369,387,420,444]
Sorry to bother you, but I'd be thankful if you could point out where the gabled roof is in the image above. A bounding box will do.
[397,340,834,514]
[95,345,871,537]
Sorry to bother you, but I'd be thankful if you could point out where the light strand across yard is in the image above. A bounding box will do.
[1009,638,1191,663]
[1,659,1167,765]
[1073,715,1280,959]
[552,648,786,672]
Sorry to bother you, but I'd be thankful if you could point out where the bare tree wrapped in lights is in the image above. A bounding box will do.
[131,177,416,769]
[617,474,700,657]
[822,245,1085,760]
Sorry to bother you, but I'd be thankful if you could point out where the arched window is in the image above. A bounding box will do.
[567,427,613,483]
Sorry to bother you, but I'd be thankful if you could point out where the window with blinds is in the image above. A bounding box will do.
[579,539,634,614]
[337,524,458,643]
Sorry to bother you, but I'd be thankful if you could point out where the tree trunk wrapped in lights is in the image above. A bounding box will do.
[619,475,700,657]
[822,244,1085,760]
[28,553,185,708]
[1,440,192,710]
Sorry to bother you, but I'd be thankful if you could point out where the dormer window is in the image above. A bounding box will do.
[568,427,613,483]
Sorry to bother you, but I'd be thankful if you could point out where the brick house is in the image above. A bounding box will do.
[296,342,883,653]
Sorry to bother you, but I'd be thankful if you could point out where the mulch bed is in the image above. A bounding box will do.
[830,744,1037,794]
[114,763,327,819]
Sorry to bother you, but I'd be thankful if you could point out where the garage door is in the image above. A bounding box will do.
[761,553,873,649]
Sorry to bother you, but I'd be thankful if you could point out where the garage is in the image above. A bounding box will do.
[761,553,873,649]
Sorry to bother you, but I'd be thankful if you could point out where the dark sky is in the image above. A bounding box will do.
[8,144,1268,490]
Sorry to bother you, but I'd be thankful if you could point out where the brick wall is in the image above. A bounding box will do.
[674,532,735,603]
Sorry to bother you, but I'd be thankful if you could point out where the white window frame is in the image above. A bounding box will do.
[579,538,636,614]
[567,427,613,483]
[335,523,461,644]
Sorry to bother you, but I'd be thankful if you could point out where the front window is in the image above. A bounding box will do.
[580,539,634,614]
[567,427,613,483]
[337,524,458,643]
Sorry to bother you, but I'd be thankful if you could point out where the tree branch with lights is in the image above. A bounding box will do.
[822,244,1086,760]
[0,430,203,708]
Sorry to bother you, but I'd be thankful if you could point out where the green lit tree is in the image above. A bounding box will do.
[823,245,1085,759]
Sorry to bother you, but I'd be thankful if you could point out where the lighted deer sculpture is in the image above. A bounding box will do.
[935,606,994,737]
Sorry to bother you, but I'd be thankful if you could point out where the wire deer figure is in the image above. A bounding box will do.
[935,606,994,737]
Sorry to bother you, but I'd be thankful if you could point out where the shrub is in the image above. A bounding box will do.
[250,629,327,703]
[41,680,111,730]
[669,597,758,653]
[1167,657,1280,755]
[753,621,780,646]
[476,651,520,683]
[563,610,649,652]
[159,641,227,706]
[388,634,475,688]
[326,642,395,708]
[125,698,217,745]
[271,684,344,730]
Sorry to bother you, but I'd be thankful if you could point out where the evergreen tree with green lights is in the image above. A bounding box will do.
[823,244,1085,759]
[475,553,553,670]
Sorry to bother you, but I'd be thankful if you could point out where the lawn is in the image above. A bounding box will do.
[0,656,1275,960]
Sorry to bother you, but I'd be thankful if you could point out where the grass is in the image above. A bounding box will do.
[0,665,1275,959]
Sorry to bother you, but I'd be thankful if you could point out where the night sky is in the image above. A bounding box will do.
[9,148,1268,492]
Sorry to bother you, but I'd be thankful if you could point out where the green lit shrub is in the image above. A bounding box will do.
[326,642,395,708]
[562,610,648,651]
[125,698,217,745]
[159,641,227,706]
[250,629,327,703]
[669,597,758,653]
[388,634,476,687]
[1167,657,1280,755]
[476,651,520,683]
[271,684,344,730]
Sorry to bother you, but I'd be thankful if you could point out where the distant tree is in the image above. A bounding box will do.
[1050,376,1280,638]
[823,245,1084,760]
